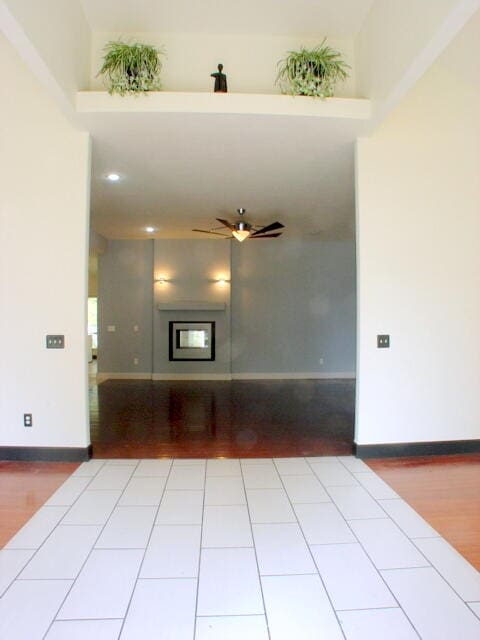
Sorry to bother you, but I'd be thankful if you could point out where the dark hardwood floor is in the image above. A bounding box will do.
[89,379,355,458]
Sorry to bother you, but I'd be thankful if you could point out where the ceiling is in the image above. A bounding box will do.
[79,0,375,37]
[84,111,364,241]
[79,0,372,241]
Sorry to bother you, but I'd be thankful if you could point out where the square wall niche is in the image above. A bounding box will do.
[169,321,215,361]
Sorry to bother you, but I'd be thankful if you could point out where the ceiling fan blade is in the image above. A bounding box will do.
[192,229,231,237]
[251,221,284,236]
[250,233,283,239]
[216,218,235,231]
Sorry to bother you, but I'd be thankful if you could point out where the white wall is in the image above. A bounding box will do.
[355,10,480,445]
[90,32,357,97]
[1,0,91,109]
[356,0,479,119]
[0,34,91,449]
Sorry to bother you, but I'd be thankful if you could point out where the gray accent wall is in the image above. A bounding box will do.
[231,240,356,374]
[97,238,356,376]
[98,240,154,374]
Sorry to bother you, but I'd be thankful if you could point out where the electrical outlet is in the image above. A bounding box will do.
[319,358,324,365]
[24,413,32,427]
[377,334,390,349]
[133,325,139,333]
[133,357,139,365]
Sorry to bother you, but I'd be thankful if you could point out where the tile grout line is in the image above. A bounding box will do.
[126,576,196,581]
[407,537,480,607]
[375,504,441,541]
[329,466,474,609]
[320,467,391,520]
[468,603,480,622]
[348,465,445,543]
[192,458,208,640]
[335,605,403,613]
[195,612,269,619]
[349,468,403,505]
[40,459,140,640]
[49,616,123,621]
[377,565,430,572]
[276,458,349,640]
[1,460,109,605]
[202,545,254,550]
[306,457,423,639]
[241,459,272,640]
[352,492,479,625]
[116,459,174,639]
[5,457,480,638]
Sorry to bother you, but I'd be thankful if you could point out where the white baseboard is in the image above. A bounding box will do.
[152,373,232,381]
[97,372,153,383]
[98,371,356,382]
[231,372,356,380]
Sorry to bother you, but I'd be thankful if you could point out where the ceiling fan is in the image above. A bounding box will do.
[193,208,284,242]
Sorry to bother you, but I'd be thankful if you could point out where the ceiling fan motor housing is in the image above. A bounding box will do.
[235,220,252,232]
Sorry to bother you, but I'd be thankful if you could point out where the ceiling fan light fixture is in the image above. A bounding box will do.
[232,229,251,242]
[193,209,284,242]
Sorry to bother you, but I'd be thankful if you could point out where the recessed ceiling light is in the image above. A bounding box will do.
[144,226,156,233]
[107,173,120,182]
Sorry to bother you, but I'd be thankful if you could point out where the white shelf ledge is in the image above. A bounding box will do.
[76,91,371,120]
[158,302,226,311]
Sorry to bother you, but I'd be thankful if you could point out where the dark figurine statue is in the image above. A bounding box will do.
[211,64,228,93]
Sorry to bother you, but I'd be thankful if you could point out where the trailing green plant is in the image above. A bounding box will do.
[98,40,166,96]
[276,39,350,99]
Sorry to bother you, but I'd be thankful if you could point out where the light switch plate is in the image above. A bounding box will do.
[46,335,65,349]
[377,334,390,348]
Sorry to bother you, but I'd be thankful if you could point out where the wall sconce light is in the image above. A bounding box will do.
[216,276,230,286]
[155,276,169,285]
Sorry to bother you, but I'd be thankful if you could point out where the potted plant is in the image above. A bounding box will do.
[276,39,349,99]
[98,40,166,96]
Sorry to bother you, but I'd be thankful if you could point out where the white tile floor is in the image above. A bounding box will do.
[1,456,480,639]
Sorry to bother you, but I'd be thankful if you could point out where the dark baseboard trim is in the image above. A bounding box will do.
[0,444,92,462]
[354,439,480,459]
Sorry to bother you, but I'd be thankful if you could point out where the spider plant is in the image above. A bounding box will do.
[276,39,350,99]
[98,40,166,96]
